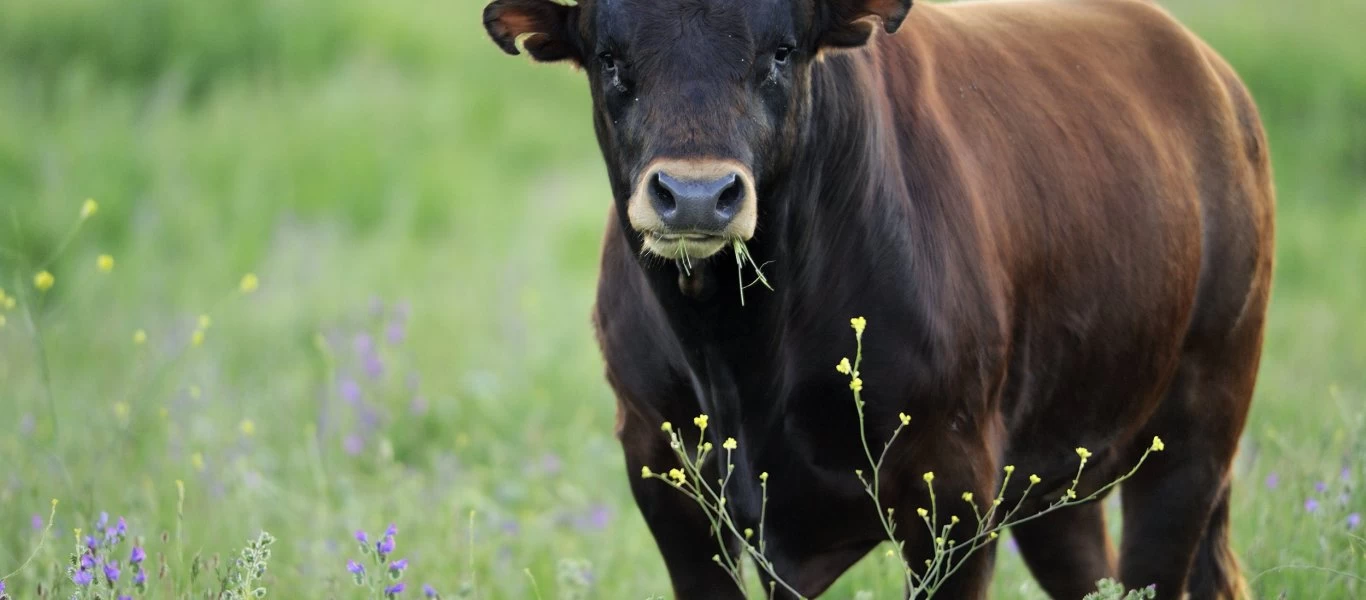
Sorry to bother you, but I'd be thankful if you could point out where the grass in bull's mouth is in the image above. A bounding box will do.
[732,239,774,306]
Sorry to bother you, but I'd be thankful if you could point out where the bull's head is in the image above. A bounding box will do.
[484,0,910,259]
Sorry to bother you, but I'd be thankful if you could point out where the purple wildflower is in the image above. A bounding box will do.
[344,434,365,456]
[81,553,96,569]
[423,584,439,598]
[97,513,109,529]
[130,546,146,564]
[340,379,362,403]
[386,323,406,345]
[73,569,93,586]
[134,567,147,585]
[116,517,127,535]
[85,535,98,550]
[355,333,375,356]
[1349,513,1361,530]
[1343,467,1352,482]
[364,354,385,379]
[356,530,370,545]
[1264,473,1279,489]
[104,561,120,583]
[385,582,406,596]
[377,535,396,557]
[31,513,43,531]
[1305,498,1320,513]
[0,579,6,594]
[347,560,365,575]
[389,559,409,574]
[1315,481,1328,494]
[120,596,132,600]
[385,524,398,537]
[583,504,613,531]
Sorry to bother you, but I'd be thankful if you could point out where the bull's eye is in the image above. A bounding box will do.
[599,52,618,75]
[773,45,794,65]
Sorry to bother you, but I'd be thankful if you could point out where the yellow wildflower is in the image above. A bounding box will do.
[198,315,212,329]
[702,442,713,452]
[191,452,205,472]
[239,273,260,294]
[641,466,653,478]
[239,419,256,436]
[885,549,895,557]
[988,531,999,540]
[850,316,867,336]
[34,271,54,292]
[661,421,673,432]
[950,515,959,524]
[80,198,99,219]
[935,537,944,547]
[1065,489,1077,500]
[1150,436,1166,452]
[836,357,852,374]
[849,377,863,392]
[191,330,205,347]
[899,412,911,426]
[744,528,754,539]
[1075,447,1092,460]
[1003,465,1015,475]
[97,254,114,272]
[759,472,769,482]
[961,492,974,503]
[693,414,709,430]
[668,468,686,484]
[723,437,738,450]
[917,508,929,518]
[922,471,935,483]
[133,329,147,345]
[1029,474,1042,485]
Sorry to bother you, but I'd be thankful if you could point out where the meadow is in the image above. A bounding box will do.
[0,0,1362,597]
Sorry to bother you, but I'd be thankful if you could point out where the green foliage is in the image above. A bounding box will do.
[1082,578,1157,600]
[0,0,1363,598]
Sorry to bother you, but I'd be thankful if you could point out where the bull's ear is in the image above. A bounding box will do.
[816,0,912,49]
[483,0,582,63]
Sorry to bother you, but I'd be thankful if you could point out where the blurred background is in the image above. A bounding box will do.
[0,0,1361,597]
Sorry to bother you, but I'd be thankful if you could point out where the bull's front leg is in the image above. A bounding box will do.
[618,403,746,600]
[892,421,1003,600]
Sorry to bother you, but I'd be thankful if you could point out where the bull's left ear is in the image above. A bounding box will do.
[816,0,912,49]
[483,0,582,64]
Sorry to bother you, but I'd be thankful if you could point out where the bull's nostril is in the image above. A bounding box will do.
[650,174,676,213]
[715,178,743,217]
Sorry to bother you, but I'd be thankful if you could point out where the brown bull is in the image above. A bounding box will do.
[483,0,1274,597]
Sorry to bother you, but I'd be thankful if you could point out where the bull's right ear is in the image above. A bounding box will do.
[483,0,582,64]
[816,0,912,49]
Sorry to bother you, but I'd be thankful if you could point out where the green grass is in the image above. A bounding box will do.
[1,0,1363,597]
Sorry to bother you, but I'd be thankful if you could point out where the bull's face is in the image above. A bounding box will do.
[484,0,910,259]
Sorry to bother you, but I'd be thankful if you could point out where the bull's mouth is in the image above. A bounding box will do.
[641,231,731,260]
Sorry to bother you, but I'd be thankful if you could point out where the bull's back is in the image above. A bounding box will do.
[892,0,1273,435]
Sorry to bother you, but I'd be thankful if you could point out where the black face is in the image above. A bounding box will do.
[484,0,910,259]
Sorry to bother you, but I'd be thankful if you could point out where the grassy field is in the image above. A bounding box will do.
[0,0,1362,597]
